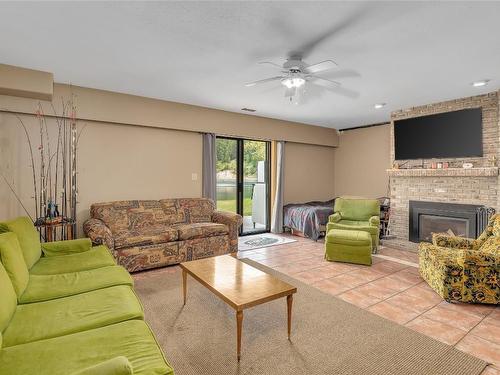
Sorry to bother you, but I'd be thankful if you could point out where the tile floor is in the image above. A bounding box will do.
[235,234,500,374]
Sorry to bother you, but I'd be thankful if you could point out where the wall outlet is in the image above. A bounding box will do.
[191,173,198,181]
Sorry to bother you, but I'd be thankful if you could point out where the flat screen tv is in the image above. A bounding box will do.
[394,108,483,160]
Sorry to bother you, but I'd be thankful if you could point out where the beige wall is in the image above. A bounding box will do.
[333,124,391,199]
[1,83,338,147]
[0,112,337,230]
[0,113,202,231]
[284,142,335,204]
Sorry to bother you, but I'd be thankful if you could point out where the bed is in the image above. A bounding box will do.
[283,199,336,241]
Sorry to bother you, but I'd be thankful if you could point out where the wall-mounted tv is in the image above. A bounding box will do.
[394,108,483,160]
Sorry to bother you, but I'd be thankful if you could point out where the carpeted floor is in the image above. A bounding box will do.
[133,259,487,375]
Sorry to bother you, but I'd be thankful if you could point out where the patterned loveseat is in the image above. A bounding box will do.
[83,198,242,272]
[419,214,500,304]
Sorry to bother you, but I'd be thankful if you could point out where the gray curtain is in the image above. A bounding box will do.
[271,141,285,233]
[202,133,217,202]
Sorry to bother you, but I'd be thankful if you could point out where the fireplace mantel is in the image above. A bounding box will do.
[387,167,499,178]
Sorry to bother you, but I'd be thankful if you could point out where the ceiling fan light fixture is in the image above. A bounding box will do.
[471,79,489,87]
[281,77,305,89]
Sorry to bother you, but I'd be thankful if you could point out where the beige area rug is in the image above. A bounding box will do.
[133,260,487,375]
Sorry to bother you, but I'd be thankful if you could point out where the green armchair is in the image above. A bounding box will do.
[419,214,500,304]
[327,197,380,251]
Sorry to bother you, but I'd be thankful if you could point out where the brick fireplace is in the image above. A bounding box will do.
[387,92,499,249]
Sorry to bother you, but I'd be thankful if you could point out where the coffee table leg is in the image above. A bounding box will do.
[287,294,293,340]
[236,310,243,361]
[182,269,187,305]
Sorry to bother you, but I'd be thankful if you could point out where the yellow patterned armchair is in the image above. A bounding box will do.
[419,214,499,304]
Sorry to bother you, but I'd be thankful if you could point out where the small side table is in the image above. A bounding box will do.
[35,218,75,242]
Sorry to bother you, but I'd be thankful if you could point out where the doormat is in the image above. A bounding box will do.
[238,233,297,251]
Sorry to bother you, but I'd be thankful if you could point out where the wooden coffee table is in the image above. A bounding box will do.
[180,255,297,361]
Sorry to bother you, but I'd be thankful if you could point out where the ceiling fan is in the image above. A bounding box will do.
[245,58,344,103]
[244,6,370,104]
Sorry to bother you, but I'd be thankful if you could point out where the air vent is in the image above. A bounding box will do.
[241,108,256,112]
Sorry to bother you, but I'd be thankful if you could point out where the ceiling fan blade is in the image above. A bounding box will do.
[305,60,338,74]
[288,5,373,59]
[309,77,359,99]
[245,76,284,87]
[321,69,361,80]
[258,61,283,69]
[307,76,341,87]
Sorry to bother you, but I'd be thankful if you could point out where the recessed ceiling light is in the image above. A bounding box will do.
[374,103,386,109]
[472,80,489,87]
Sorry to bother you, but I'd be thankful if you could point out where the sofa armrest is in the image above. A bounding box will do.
[328,212,341,223]
[83,218,115,250]
[464,236,500,267]
[69,356,133,375]
[419,242,465,268]
[432,233,476,250]
[369,215,380,226]
[212,210,243,253]
[41,238,92,257]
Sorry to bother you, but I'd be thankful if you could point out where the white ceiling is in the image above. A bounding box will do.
[1,1,499,129]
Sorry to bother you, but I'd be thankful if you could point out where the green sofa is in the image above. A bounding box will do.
[0,217,174,375]
[327,197,381,252]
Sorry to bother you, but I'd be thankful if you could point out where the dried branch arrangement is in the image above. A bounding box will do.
[3,97,84,240]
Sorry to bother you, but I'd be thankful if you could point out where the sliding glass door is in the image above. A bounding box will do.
[216,137,270,235]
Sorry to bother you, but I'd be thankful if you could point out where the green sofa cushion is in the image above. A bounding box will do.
[29,245,115,275]
[41,238,93,257]
[3,285,143,347]
[334,198,380,221]
[19,265,133,304]
[329,221,379,235]
[0,233,29,297]
[0,217,41,269]
[69,356,133,375]
[0,320,174,375]
[0,263,17,335]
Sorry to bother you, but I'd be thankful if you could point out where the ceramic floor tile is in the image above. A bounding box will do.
[403,284,443,304]
[423,305,484,331]
[293,269,328,284]
[482,366,500,375]
[370,261,408,274]
[323,262,361,273]
[353,282,399,300]
[369,276,414,293]
[328,273,369,288]
[437,300,495,318]
[348,268,386,282]
[470,319,500,345]
[386,291,441,314]
[368,301,420,324]
[273,263,310,274]
[390,269,424,285]
[312,278,353,296]
[310,265,349,279]
[338,289,382,309]
[405,316,467,345]
[456,334,500,367]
